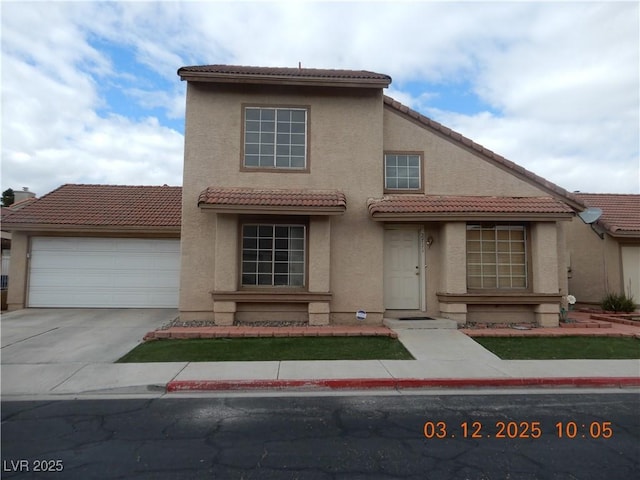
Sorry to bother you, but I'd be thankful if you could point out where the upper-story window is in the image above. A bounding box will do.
[384,153,422,191]
[243,107,307,170]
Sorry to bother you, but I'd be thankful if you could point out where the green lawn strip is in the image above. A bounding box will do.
[117,336,414,363]
[472,336,640,360]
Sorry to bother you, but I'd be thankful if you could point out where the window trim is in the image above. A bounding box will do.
[383,151,424,193]
[238,216,309,291]
[240,104,311,173]
[466,223,531,292]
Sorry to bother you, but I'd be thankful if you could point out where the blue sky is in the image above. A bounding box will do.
[93,31,500,135]
[1,1,638,196]
[93,38,185,131]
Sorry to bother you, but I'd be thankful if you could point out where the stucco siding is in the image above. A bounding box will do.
[384,108,547,197]
[179,83,386,321]
[566,217,637,306]
[6,232,27,311]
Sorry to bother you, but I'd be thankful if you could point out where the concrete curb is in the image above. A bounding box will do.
[166,377,640,392]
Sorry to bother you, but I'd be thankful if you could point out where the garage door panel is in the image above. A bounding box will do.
[31,252,117,270]
[116,239,180,253]
[29,271,178,289]
[111,254,179,270]
[28,237,180,308]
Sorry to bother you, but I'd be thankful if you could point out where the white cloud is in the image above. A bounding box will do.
[427,2,639,193]
[1,1,184,195]
[1,1,638,197]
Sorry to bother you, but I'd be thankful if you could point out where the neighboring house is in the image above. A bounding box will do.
[1,207,14,285]
[1,207,13,310]
[2,184,181,309]
[567,193,640,307]
[177,64,586,327]
[1,189,37,309]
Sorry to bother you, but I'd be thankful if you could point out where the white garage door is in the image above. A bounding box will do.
[28,237,180,308]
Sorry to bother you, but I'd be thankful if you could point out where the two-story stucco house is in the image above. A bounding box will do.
[177,64,585,328]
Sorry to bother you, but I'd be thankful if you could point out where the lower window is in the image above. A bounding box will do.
[467,224,527,289]
[242,224,305,286]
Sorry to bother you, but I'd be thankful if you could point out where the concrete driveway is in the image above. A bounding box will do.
[1,308,183,396]
[1,308,177,364]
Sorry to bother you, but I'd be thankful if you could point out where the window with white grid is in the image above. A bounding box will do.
[384,154,421,190]
[466,225,527,289]
[244,107,307,169]
[241,224,305,287]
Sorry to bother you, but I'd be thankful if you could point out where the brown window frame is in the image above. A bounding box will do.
[238,216,309,291]
[240,104,311,173]
[383,151,424,193]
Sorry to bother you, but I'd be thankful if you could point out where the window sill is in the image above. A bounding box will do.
[383,189,424,194]
[437,292,562,304]
[211,291,332,303]
[240,166,310,174]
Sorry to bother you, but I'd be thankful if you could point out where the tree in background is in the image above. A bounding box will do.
[2,189,14,207]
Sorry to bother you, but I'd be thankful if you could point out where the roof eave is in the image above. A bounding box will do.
[2,224,181,235]
[606,230,640,239]
[369,212,575,222]
[198,204,346,216]
[179,71,390,88]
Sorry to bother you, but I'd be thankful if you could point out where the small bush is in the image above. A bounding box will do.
[601,292,636,313]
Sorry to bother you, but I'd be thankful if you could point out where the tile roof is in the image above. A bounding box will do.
[367,195,574,220]
[198,187,347,214]
[2,184,182,231]
[178,64,391,88]
[383,96,586,212]
[574,193,640,236]
[4,196,38,211]
[1,206,14,219]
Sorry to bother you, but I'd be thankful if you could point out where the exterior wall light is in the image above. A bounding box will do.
[426,236,434,248]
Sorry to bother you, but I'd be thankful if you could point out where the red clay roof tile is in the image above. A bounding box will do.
[575,193,640,235]
[2,184,181,230]
[368,195,574,218]
[199,187,347,211]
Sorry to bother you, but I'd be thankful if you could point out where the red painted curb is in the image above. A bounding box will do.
[166,377,640,392]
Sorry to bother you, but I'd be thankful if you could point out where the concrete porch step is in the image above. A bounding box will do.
[383,318,458,330]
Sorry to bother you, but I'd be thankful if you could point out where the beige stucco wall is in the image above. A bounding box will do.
[179,84,385,322]
[566,218,637,306]
[6,232,28,311]
[383,108,544,197]
[530,222,560,294]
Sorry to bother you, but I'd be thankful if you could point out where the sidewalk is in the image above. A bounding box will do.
[165,325,640,393]
[3,318,639,397]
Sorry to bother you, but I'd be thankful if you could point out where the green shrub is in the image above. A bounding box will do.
[601,292,636,313]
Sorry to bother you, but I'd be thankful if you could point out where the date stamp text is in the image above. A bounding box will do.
[423,421,613,439]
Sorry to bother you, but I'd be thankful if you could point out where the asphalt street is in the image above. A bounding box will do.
[2,391,638,479]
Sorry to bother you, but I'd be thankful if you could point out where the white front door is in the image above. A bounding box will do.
[384,228,421,310]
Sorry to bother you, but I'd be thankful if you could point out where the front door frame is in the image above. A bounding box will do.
[383,225,426,312]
